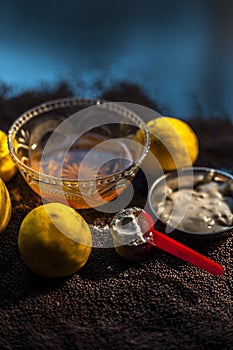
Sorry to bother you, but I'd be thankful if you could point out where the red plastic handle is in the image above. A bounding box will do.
[142,211,224,276]
[150,228,224,275]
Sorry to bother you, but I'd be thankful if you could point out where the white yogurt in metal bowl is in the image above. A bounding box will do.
[149,167,233,238]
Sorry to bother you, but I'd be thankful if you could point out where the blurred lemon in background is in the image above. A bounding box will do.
[136,117,199,173]
[18,203,92,278]
[0,130,17,182]
[0,177,12,232]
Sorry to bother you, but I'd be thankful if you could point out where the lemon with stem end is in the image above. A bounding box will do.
[18,203,92,278]
[0,177,12,232]
[135,117,199,173]
[0,130,17,182]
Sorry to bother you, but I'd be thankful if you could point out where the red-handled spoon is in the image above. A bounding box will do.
[110,207,224,276]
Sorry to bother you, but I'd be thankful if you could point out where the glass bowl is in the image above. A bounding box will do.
[8,98,150,209]
[149,167,233,239]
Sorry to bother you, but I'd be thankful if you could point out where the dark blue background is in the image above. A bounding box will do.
[0,1,233,119]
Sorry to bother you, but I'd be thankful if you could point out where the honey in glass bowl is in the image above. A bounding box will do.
[8,98,150,209]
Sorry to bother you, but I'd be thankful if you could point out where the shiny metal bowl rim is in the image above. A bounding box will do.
[148,166,233,237]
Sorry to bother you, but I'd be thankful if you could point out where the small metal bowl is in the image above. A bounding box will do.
[8,98,150,209]
[149,167,233,239]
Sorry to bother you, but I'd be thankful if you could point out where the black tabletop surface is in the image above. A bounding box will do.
[0,89,232,350]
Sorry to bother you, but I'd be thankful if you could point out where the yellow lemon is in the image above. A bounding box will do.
[136,117,199,173]
[18,203,92,278]
[0,177,12,232]
[0,130,17,182]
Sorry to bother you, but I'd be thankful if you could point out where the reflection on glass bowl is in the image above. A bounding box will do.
[8,98,150,209]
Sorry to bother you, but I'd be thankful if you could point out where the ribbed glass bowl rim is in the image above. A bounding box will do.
[8,97,150,184]
[148,166,233,236]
